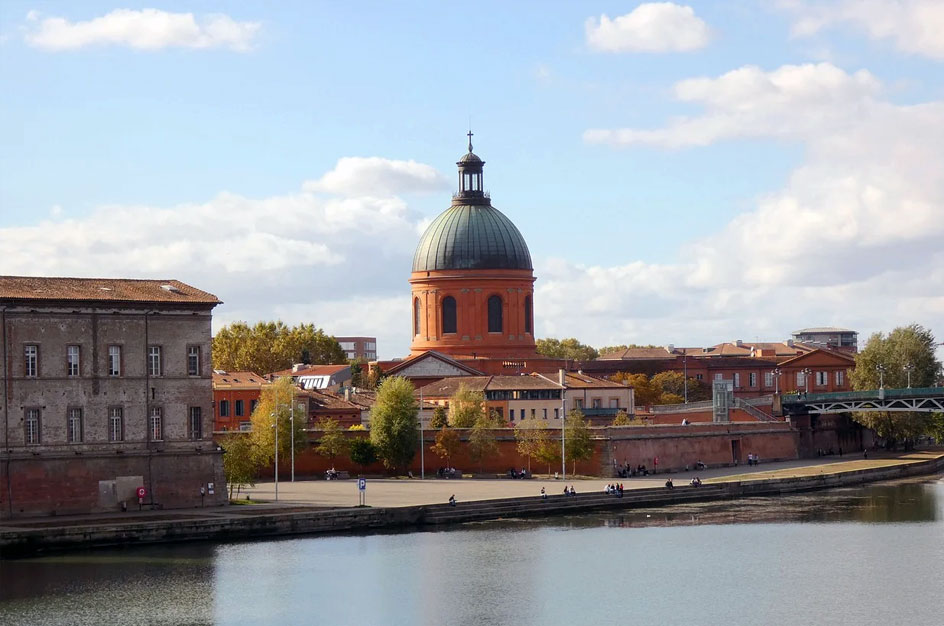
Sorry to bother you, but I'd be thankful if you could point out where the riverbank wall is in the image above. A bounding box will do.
[3,454,942,557]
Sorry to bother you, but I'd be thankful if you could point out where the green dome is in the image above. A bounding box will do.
[412,203,533,272]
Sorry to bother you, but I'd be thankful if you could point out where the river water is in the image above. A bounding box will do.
[2,476,942,626]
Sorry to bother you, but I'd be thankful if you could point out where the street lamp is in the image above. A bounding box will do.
[802,368,812,393]
[771,368,782,394]
[876,364,886,389]
[290,402,295,483]
[904,363,914,388]
[271,407,279,502]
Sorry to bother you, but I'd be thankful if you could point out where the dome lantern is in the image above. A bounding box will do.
[456,130,486,204]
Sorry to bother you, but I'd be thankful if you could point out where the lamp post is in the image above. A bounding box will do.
[904,363,914,388]
[771,368,782,394]
[876,364,886,389]
[683,354,688,404]
[290,400,295,483]
[419,386,425,480]
[802,368,811,393]
[560,375,566,481]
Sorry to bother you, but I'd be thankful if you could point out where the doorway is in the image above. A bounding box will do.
[731,439,742,464]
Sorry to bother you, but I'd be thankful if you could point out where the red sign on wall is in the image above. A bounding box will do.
[136,486,146,499]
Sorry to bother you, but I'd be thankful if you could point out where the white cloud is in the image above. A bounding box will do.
[304,157,450,197]
[584,63,881,147]
[23,9,260,52]
[0,158,446,359]
[567,62,944,350]
[783,0,944,60]
[585,3,711,53]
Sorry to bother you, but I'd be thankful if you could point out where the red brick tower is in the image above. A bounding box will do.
[409,135,536,358]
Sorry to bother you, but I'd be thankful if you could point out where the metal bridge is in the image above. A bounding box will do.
[781,387,944,415]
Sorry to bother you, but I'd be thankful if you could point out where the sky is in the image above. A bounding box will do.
[1,1,943,360]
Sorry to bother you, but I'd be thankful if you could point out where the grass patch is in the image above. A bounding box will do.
[229,499,264,505]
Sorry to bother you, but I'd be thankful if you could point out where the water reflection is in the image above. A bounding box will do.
[1,476,942,626]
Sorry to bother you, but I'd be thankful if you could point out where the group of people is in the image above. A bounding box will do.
[563,485,577,496]
[437,466,459,479]
[325,467,340,480]
[615,463,650,478]
[603,483,625,497]
[747,453,760,465]
[690,476,703,487]
[507,467,530,479]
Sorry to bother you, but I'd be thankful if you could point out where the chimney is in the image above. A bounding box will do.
[344,387,351,402]
[735,339,743,347]
[786,339,794,347]
[558,368,565,387]
[292,363,306,373]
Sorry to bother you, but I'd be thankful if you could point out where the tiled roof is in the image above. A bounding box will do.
[561,372,627,388]
[384,350,485,376]
[270,364,350,378]
[792,327,856,334]
[418,374,562,398]
[212,371,269,389]
[0,276,220,305]
[298,388,361,411]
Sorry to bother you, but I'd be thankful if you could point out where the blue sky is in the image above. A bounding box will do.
[1,1,943,359]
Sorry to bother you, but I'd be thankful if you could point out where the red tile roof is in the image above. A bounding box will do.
[0,276,220,305]
[212,371,269,390]
[270,364,351,378]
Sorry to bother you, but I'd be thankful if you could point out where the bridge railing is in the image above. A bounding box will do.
[783,386,944,406]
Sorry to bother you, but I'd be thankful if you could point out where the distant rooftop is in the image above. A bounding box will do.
[792,327,857,334]
[0,276,220,305]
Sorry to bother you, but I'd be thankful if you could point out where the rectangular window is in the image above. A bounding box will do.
[67,345,80,376]
[219,400,229,417]
[816,371,828,386]
[591,398,602,409]
[609,399,618,409]
[695,374,703,381]
[531,408,536,419]
[108,345,121,377]
[239,422,252,432]
[250,399,258,414]
[189,407,202,440]
[109,407,124,442]
[235,399,244,417]
[543,408,548,419]
[749,372,757,387]
[25,344,38,377]
[797,371,806,387]
[733,373,741,388]
[150,407,163,441]
[187,345,200,376]
[714,373,723,381]
[554,408,559,419]
[509,409,515,422]
[148,346,162,377]
[68,408,83,443]
[764,371,774,387]
[835,370,844,386]
[575,398,584,409]
[25,408,41,445]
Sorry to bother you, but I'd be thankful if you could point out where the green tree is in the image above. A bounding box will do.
[468,411,502,471]
[534,432,562,474]
[212,320,346,374]
[314,417,349,462]
[349,438,378,471]
[514,419,550,472]
[349,360,365,388]
[249,377,308,475]
[449,386,486,428]
[536,337,599,361]
[430,405,449,429]
[850,324,942,448]
[611,410,632,426]
[430,427,461,466]
[221,432,261,499]
[564,409,594,474]
[369,376,419,472]
[597,344,658,357]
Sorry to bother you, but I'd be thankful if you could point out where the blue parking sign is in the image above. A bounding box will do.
[358,478,366,491]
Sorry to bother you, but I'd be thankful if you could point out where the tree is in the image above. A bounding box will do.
[564,410,594,474]
[314,417,349,462]
[650,371,709,404]
[597,344,657,357]
[449,386,486,428]
[468,411,502,471]
[658,392,685,405]
[212,320,346,374]
[350,360,365,388]
[850,324,942,448]
[349,438,378,471]
[611,372,660,406]
[369,376,419,472]
[366,365,384,390]
[248,377,308,475]
[430,427,461,466]
[534,431,562,474]
[430,405,449,429]
[221,432,261,499]
[536,337,599,361]
[514,419,550,471]
[611,411,632,426]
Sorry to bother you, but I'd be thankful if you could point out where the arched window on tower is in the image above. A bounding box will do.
[442,296,457,334]
[524,295,532,334]
[413,297,421,337]
[488,295,503,333]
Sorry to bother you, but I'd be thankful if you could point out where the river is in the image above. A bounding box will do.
[2,476,942,626]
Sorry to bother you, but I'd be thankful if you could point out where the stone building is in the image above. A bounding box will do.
[0,276,225,518]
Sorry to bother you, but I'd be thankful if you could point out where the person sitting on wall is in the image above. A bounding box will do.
[448,494,456,506]
[690,476,702,487]
[541,487,547,499]
[569,485,576,496]
[604,484,611,494]
[696,460,706,470]
[665,478,674,489]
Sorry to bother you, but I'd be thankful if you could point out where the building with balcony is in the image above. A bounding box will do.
[335,336,377,361]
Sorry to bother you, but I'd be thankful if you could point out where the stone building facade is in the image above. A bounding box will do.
[0,277,225,518]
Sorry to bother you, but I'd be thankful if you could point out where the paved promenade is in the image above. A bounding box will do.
[245,450,943,509]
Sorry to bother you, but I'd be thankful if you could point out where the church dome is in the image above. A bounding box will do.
[412,203,533,272]
[412,136,532,272]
